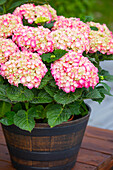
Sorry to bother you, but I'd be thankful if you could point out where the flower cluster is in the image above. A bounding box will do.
[51,28,89,53]
[12,26,54,55]
[0,38,19,64]
[13,3,57,24]
[0,13,23,38]
[51,51,99,93]
[0,51,48,89]
[52,16,90,37]
[87,22,113,54]
[88,30,113,54]
[87,21,113,37]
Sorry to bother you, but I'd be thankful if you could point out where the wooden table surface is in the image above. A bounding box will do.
[0,124,113,170]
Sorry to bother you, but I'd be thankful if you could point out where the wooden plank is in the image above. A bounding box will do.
[0,145,10,162]
[0,161,15,170]
[77,148,112,169]
[81,135,113,155]
[85,126,113,141]
[72,162,97,170]
[0,130,6,145]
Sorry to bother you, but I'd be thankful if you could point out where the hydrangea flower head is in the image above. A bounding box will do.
[87,21,113,37]
[51,51,99,93]
[52,16,90,37]
[0,51,48,89]
[12,26,54,55]
[0,38,19,64]
[88,30,113,54]
[51,27,89,53]
[13,3,57,25]
[0,13,23,38]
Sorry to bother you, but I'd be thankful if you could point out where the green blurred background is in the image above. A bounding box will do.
[49,0,113,32]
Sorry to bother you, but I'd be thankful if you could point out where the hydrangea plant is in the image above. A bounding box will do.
[0,3,113,132]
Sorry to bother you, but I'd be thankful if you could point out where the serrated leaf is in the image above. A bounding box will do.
[90,26,98,31]
[30,89,53,104]
[6,85,34,102]
[13,103,22,113]
[0,75,4,84]
[0,0,7,5]
[0,101,11,118]
[53,49,68,59]
[38,71,52,89]
[86,88,102,99]
[29,105,45,119]
[49,79,57,87]
[0,84,11,103]
[97,86,113,96]
[54,89,82,105]
[41,53,53,63]
[0,111,15,125]
[44,84,58,97]
[14,110,35,132]
[40,49,67,63]
[68,101,80,115]
[100,69,113,81]
[100,82,111,92]
[46,104,71,127]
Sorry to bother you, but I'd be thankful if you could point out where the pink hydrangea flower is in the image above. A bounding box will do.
[51,51,99,93]
[13,4,57,24]
[87,21,113,37]
[12,26,54,55]
[0,51,48,89]
[88,30,113,54]
[52,16,90,38]
[87,21,113,54]
[0,38,19,64]
[51,27,89,53]
[0,13,23,38]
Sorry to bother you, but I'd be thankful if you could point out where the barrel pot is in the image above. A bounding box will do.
[2,106,90,170]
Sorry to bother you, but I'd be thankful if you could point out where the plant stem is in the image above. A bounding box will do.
[3,4,6,14]
[25,102,29,110]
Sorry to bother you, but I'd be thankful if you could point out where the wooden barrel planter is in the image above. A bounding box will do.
[2,106,90,170]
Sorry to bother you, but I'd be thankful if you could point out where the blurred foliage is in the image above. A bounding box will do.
[49,0,94,18]
[0,0,49,15]
[0,0,94,19]
[91,0,113,32]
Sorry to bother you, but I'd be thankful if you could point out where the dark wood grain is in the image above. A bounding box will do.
[0,125,113,170]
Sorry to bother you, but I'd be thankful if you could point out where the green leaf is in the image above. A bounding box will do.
[90,26,98,31]
[0,101,11,118]
[68,101,80,115]
[13,103,22,113]
[0,75,4,84]
[49,78,57,87]
[100,69,113,82]
[97,86,113,96]
[38,71,52,89]
[30,89,53,104]
[85,87,102,99]
[44,84,58,97]
[54,89,82,105]
[53,49,68,60]
[0,111,15,126]
[0,0,7,5]
[46,104,71,127]
[0,84,11,103]
[100,82,111,92]
[14,110,35,132]
[41,53,54,63]
[43,21,55,29]
[7,1,23,10]
[6,85,34,102]
[40,49,67,63]
[29,105,45,119]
